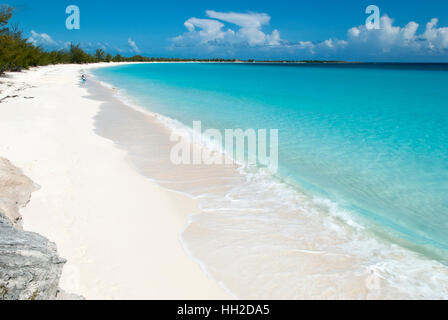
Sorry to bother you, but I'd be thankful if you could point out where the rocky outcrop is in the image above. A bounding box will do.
[0,157,37,229]
[0,157,66,300]
[0,213,66,300]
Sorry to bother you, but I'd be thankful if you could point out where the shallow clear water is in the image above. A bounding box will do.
[94,63,448,260]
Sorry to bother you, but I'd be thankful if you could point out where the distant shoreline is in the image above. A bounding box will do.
[84,60,448,66]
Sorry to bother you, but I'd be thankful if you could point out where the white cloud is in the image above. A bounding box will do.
[267,29,281,46]
[28,30,57,47]
[347,16,419,47]
[422,18,448,50]
[206,10,270,28]
[173,10,283,49]
[185,18,224,34]
[287,14,448,59]
[128,38,140,53]
[341,15,448,58]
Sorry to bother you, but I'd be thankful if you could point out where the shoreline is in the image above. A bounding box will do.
[0,63,231,299]
[86,74,238,298]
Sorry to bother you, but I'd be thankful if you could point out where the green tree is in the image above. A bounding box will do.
[0,5,12,35]
[69,43,93,64]
[94,48,105,62]
[112,54,123,62]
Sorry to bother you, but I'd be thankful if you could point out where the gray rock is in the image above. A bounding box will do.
[0,157,66,300]
[0,212,66,300]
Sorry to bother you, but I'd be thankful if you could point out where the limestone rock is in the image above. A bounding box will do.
[0,212,66,300]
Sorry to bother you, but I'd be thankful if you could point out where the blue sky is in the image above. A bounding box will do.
[5,0,448,61]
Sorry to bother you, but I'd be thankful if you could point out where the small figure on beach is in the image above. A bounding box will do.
[81,74,86,84]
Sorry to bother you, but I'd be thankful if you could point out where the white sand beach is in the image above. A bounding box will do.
[0,64,230,300]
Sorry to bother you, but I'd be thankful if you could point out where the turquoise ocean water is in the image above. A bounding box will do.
[93,63,448,296]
